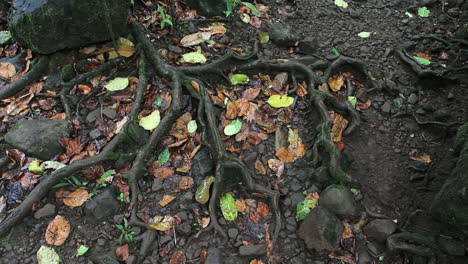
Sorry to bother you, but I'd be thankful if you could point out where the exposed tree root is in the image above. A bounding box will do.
[0,21,364,261]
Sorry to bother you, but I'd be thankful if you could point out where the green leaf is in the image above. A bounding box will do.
[52,182,72,189]
[70,176,82,186]
[154,97,163,106]
[76,245,89,256]
[224,119,243,136]
[334,0,349,8]
[158,148,170,165]
[220,193,238,221]
[187,120,197,133]
[357,32,371,38]
[348,96,357,106]
[258,31,269,44]
[418,7,430,18]
[405,11,414,18]
[29,160,44,173]
[139,110,161,130]
[37,245,60,264]
[41,161,66,170]
[195,176,215,204]
[104,77,129,91]
[230,74,250,85]
[350,188,359,196]
[296,198,318,221]
[0,31,11,45]
[267,94,294,108]
[413,56,431,66]
[180,51,207,64]
[242,2,258,15]
[100,170,115,181]
[330,48,341,56]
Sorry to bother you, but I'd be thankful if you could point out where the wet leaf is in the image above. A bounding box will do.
[331,113,348,142]
[413,56,431,66]
[63,189,88,207]
[418,7,430,18]
[148,215,175,231]
[258,31,269,44]
[195,176,215,204]
[152,166,174,178]
[0,62,16,79]
[255,159,267,175]
[140,110,161,130]
[220,193,238,221]
[116,244,129,261]
[76,245,89,256]
[296,192,319,221]
[357,32,371,38]
[45,215,71,246]
[104,77,129,91]
[181,51,207,64]
[29,160,44,173]
[230,74,250,85]
[158,148,170,164]
[187,120,197,133]
[159,195,176,207]
[328,75,344,92]
[257,201,269,217]
[410,153,431,163]
[268,159,285,177]
[178,176,194,190]
[267,95,294,108]
[224,119,243,136]
[37,245,60,264]
[334,0,348,8]
[170,251,186,264]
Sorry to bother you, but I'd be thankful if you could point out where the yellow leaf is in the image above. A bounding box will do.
[148,215,174,231]
[328,75,344,92]
[267,94,294,108]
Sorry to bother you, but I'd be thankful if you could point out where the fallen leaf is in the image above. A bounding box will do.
[415,52,431,60]
[267,159,285,177]
[63,189,88,207]
[191,80,200,93]
[267,95,294,108]
[275,129,305,163]
[224,119,243,136]
[342,222,354,239]
[220,193,238,221]
[76,245,89,256]
[418,7,430,18]
[331,113,348,142]
[180,51,207,64]
[105,77,129,91]
[159,195,176,207]
[45,215,71,246]
[297,82,308,96]
[148,215,175,231]
[187,120,197,133]
[0,30,12,45]
[255,159,267,175]
[230,74,250,85]
[198,217,210,228]
[242,88,261,101]
[170,251,187,264]
[0,62,16,79]
[257,202,269,217]
[250,259,265,264]
[413,56,431,66]
[180,32,212,47]
[258,31,269,44]
[78,84,92,94]
[37,245,60,264]
[116,244,129,261]
[116,37,136,57]
[200,25,227,35]
[178,176,194,190]
[334,0,349,8]
[235,199,247,212]
[140,110,161,130]
[357,32,371,38]
[158,148,171,165]
[296,192,319,221]
[328,75,344,92]
[195,176,215,204]
[410,153,431,164]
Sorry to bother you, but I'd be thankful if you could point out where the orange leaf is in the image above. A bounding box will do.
[170,251,187,264]
[0,62,16,79]
[415,52,431,60]
[341,222,354,239]
[255,159,267,175]
[250,259,265,264]
[159,195,176,207]
[242,88,261,101]
[328,74,344,92]
[191,81,200,93]
[78,84,92,94]
[331,114,348,143]
[62,189,88,207]
[335,142,345,151]
[152,166,174,178]
[235,199,247,212]
[410,153,431,164]
[297,82,308,96]
[116,244,129,261]
[51,113,66,119]
[178,176,194,190]
[257,201,269,217]
[45,215,71,246]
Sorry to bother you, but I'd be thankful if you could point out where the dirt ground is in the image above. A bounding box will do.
[0,0,467,263]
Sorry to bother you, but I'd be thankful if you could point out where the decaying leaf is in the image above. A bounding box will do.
[148,215,175,231]
[331,113,348,142]
[275,129,305,163]
[255,159,267,175]
[116,244,129,261]
[0,62,16,79]
[62,188,88,207]
[178,176,194,191]
[159,195,176,207]
[181,32,212,47]
[198,217,210,228]
[45,215,71,246]
[267,159,285,177]
[220,193,238,221]
[296,192,319,221]
[257,201,269,217]
[195,176,215,204]
[328,75,344,92]
[169,251,187,264]
[410,153,431,164]
[342,222,354,239]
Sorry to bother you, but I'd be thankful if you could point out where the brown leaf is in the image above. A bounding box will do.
[250,259,265,264]
[226,101,240,119]
[159,195,176,207]
[58,136,87,163]
[152,166,174,178]
[331,114,348,143]
[255,159,267,175]
[198,217,210,228]
[45,215,71,246]
[63,189,88,207]
[116,244,129,261]
[297,82,308,96]
[78,84,92,94]
[242,88,261,101]
[169,251,187,264]
[51,113,66,119]
[236,98,251,117]
[191,80,200,93]
[170,112,192,140]
[178,176,194,191]
[341,222,354,239]
[235,199,247,212]
[0,62,16,79]
[82,164,105,179]
[328,75,344,92]
[267,159,284,177]
[257,201,269,217]
[416,52,431,60]
[275,129,305,163]
[410,153,431,164]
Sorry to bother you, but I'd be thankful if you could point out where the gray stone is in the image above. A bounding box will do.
[86,107,117,124]
[238,244,267,256]
[228,228,239,239]
[185,0,225,16]
[126,255,137,264]
[319,185,358,217]
[296,37,318,55]
[97,238,107,246]
[5,119,71,160]
[205,248,222,264]
[191,148,214,178]
[408,93,418,104]
[90,128,102,139]
[363,219,397,243]
[152,178,164,191]
[298,207,344,251]
[91,251,119,264]
[159,235,172,245]
[177,223,192,236]
[437,236,465,256]
[269,23,298,46]
[84,187,120,221]
[9,0,128,54]
[33,203,56,219]
[381,102,391,113]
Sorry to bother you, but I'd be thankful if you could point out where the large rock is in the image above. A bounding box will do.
[363,219,397,243]
[298,207,344,252]
[191,148,214,179]
[84,187,120,221]
[8,0,129,54]
[4,119,70,160]
[269,23,298,46]
[431,123,468,228]
[319,185,358,217]
[185,0,226,16]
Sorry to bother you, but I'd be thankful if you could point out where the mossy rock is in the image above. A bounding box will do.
[9,0,129,54]
[185,0,226,16]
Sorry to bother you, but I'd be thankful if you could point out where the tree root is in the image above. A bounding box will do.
[387,232,435,257]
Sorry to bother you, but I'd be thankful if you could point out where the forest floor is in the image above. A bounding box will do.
[0,0,467,263]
